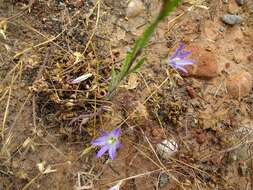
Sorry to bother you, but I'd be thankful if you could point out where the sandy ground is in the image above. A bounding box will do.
[0,0,253,189]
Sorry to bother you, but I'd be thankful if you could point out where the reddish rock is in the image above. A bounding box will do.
[186,44,219,79]
[226,71,253,98]
[186,86,197,98]
[247,54,253,62]
[195,133,206,144]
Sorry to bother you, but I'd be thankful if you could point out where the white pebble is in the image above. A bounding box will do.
[156,139,178,160]
[126,0,144,18]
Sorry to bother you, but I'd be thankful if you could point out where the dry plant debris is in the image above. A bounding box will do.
[0,0,253,190]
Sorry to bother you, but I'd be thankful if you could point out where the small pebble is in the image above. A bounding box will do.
[236,0,244,6]
[158,173,169,188]
[219,26,225,32]
[223,0,228,3]
[126,0,144,18]
[221,14,242,25]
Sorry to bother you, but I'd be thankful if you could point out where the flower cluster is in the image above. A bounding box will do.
[168,43,194,73]
[91,128,121,160]
[91,44,194,162]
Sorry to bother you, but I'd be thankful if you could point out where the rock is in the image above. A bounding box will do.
[158,173,170,188]
[221,14,242,25]
[156,139,178,160]
[126,0,145,18]
[247,54,253,62]
[236,0,244,6]
[219,26,225,32]
[186,45,219,79]
[226,71,253,98]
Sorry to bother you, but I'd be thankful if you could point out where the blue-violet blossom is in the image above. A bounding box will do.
[108,181,123,190]
[168,43,194,73]
[91,128,121,160]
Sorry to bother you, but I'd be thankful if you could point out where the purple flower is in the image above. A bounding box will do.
[91,128,121,160]
[108,185,120,190]
[168,43,194,73]
[108,181,122,190]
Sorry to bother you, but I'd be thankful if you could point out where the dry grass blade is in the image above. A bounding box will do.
[1,85,11,138]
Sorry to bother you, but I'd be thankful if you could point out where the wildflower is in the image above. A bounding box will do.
[108,185,120,190]
[108,181,123,190]
[168,43,194,73]
[91,128,121,160]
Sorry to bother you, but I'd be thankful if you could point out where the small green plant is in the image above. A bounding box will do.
[108,0,181,97]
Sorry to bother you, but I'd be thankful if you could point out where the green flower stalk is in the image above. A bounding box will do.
[108,0,181,97]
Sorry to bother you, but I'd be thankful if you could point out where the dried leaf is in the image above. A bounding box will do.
[69,73,92,84]
[122,73,139,90]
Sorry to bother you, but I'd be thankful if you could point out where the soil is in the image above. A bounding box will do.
[0,0,253,190]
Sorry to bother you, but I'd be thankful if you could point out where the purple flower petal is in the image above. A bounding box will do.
[178,50,191,58]
[176,66,188,73]
[174,59,194,66]
[108,181,122,190]
[171,43,185,58]
[96,145,109,157]
[168,43,195,74]
[108,145,117,160]
[108,184,120,190]
[91,128,122,160]
[170,52,178,60]
[91,136,108,146]
[115,141,121,149]
[111,128,121,138]
[176,43,185,53]
[101,131,110,137]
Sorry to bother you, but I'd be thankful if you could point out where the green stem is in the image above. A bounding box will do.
[108,0,181,98]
